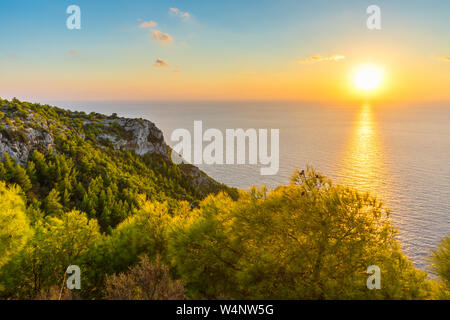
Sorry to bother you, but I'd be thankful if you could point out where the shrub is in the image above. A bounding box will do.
[170,168,432,299]
[0,182,32,268]
[432,235,450,299]
[104,255,185,300]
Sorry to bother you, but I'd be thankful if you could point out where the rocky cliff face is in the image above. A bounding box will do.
[96,118,168,158]
[0,111,56,165]
[0,111,168,164]
[0,99,225,196]
[95,117,222,195]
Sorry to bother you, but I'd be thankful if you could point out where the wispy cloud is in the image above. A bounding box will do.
[440,56,450,62]
[149,30,173,44]
[169,8,190,20]
[139,20,157,28]
[154,58,169,68]
[298,54,345,64]
[69,50,78,55]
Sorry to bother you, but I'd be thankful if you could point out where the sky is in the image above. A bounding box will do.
[0,0,449,102]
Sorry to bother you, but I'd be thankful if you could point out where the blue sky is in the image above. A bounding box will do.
[0,0,449,101]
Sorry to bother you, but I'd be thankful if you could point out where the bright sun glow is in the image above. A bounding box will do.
[353,65,384,92]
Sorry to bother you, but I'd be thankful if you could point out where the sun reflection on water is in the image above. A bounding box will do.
[338,104,390,199]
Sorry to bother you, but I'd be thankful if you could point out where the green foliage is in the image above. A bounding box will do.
[0,182,32,269]
[0,210,100,299]
[0,154,32,192]
[0,127,28,143]
[80,198,193,298]
[432,235,450,299]
[170,168,432,299]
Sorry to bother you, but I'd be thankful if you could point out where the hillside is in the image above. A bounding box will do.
[0,98,235,230]
[0,98,447,300]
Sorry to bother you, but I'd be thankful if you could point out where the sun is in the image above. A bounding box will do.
[353,64,384,92]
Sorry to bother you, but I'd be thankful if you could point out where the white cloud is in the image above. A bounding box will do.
[154,58,169,67]
[149,30,173,44]
[298,54,345,64]
[140,20,157,28]
[169,8,190,20]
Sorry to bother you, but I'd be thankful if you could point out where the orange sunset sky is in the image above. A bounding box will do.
[1,1,449,103]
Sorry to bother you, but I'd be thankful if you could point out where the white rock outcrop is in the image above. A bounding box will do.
[98,118,168,157]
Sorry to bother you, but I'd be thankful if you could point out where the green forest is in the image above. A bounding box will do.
[0,98,449,300]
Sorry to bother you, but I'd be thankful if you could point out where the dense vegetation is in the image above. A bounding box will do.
[0,98,448,300]
[432,236,450,298]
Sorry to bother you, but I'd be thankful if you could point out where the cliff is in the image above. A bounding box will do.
[0,98,231,203]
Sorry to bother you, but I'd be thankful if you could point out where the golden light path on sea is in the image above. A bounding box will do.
[338,104,392,202]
